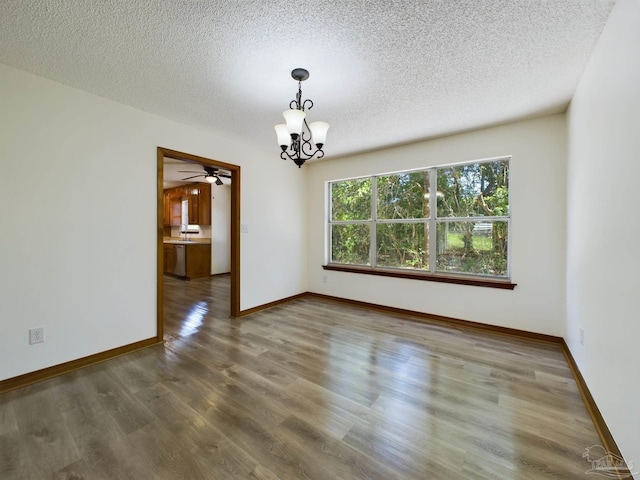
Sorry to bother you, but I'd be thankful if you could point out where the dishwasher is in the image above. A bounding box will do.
[173,244,186,277]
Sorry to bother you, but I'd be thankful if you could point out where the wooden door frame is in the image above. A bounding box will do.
[157,147,241,341]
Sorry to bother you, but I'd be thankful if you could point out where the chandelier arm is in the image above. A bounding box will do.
[280,147,314,162]
[301,99,313,111]
[280,147,299,161]
[280,144,324,166]
[300,118,313,143]
[299,136,316,157]
[280,150,293,161]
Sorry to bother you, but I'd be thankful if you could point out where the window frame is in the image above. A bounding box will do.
[326,156,514,288]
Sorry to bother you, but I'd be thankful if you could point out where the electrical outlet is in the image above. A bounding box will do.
[580,327,584,346]
[29,327,45,345]
[322,275,328,283]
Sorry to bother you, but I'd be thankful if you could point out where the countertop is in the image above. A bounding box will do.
[163,237,211,245]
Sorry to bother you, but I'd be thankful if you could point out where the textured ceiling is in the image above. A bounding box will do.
[0,0,615,160]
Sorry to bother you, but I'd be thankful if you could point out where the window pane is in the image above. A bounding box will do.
[437,160,509,218]
[331,224,371,265]
[377,171,430,219]
[376,223,428,270]
[331,178,372,221]
[436,221,508,276]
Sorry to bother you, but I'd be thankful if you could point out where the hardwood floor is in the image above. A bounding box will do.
[0,275,601,479]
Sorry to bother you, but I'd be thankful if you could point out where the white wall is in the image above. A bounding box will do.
[0,63,307,381]
[307,115,567,336]
[211,185,231,274]
[566,0,640,471]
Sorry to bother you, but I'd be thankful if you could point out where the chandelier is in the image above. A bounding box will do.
[274,68,329,167]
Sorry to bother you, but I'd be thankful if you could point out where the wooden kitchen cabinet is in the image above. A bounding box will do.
[197,183,211,226]
[163,242,210,279]
[163,183,211,226]
[185,243,211,279]
[163,243,176,274]
[163,194,171,226]
[163,187,184,227]
[169,193,182,226]
[186,186,199,225]
[184,183,212,226]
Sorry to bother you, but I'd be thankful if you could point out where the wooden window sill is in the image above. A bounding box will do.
[322,264,517,290]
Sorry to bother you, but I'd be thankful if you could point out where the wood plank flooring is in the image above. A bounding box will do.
[0,275,601,479]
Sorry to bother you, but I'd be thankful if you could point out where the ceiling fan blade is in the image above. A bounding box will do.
[177,166,229,180]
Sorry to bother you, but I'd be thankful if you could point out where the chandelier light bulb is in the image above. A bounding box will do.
[282,109,305,138]
[274,124,290,149]
[309,121,330,148]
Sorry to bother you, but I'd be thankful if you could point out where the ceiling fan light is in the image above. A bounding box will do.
[274,123,290,149]
[309,121,329,148]
[205,175,216,184]
[282,109,305,137]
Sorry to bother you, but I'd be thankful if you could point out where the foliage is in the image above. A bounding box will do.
[376,223,428,270]
[375,171,429,269]
[377,171,429,219]
[331,224,370,265]
[330,178,371,264]
[446,232,492,250]
[435,160,509,275]
[331,178,371,221]
[436,160,509,218]
[329,159,510,276]
[437,222,508,276]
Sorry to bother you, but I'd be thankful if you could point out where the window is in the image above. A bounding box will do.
[328,157,510,280]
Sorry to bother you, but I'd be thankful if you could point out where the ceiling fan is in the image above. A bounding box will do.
[178,166,231,185]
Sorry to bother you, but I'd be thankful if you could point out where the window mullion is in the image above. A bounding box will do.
[428,168,437,273]
[327,182,332,264]
[376,218,428,224]
[371,176,377,267]
[435,216,508,223]
[330,220,373,225]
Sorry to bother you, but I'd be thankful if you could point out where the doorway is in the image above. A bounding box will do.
[156,147,241,342]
